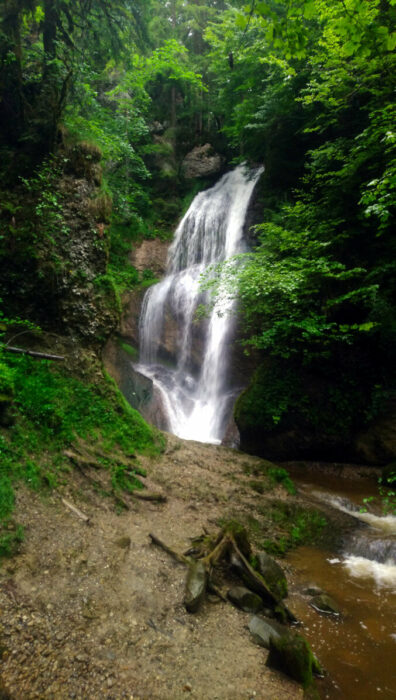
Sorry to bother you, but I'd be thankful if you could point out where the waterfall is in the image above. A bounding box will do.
[134,164,263,444]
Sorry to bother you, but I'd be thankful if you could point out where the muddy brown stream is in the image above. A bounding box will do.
[286,468,396,699]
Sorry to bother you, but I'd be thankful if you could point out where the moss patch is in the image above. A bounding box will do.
[0,352,162,561]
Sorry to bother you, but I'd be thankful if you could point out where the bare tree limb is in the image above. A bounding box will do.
[149,533,189,565]
[2,346,65,361]
[62,498,90,524]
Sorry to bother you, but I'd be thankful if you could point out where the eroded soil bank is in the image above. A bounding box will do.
[0,436,307,700]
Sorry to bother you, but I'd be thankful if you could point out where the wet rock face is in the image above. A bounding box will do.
[182,144,224,179]
[102,339,169,431]
[55,174,118,345]
[120,288,146,348]
[355,403,396,464]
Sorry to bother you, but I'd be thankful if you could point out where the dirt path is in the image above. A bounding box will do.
[0,436,303,700]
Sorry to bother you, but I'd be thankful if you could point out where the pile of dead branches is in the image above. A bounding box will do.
[150,521,296,623]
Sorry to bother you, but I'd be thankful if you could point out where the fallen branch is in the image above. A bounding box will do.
[149,533,189,565]
[133,492,167,503]
[2,346,65,361]
[64,450,101,470]
[207,580,228,603]
[62,498,90,524]
[230,536,297,623]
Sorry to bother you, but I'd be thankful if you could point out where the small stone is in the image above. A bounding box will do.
[304,585,323,596]
[115,536,131,549]
[183,683,192,692]
[310,593,340,616]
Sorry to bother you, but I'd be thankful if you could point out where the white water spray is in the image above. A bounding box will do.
[135,164,263,443]
[314,491,396,589]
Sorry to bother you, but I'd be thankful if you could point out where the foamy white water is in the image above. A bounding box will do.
[316,491,396,588]
[322,493,396,534]
[136,164,263,443]
[342,555,396,588]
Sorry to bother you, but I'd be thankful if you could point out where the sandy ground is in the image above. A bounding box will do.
[0,435,303,700]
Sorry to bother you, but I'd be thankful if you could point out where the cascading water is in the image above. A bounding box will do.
[134,164,263,443]
[316,492,396,588]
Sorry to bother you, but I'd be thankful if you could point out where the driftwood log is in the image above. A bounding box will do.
[149,524,297,622]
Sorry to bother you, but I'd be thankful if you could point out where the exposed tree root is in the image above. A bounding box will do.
[149,523,298,622]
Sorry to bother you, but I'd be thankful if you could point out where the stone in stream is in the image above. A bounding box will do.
[303,584,323,597]
[248,615,286,649]
[256,552,288,600]
[266,630,323,688]
[227,586,263,613]
[310,593,340,616]
[184,561,207,613]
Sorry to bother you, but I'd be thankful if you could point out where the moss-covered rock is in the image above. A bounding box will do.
[310,593,340,616]
[256,551,288,600]
[266,630,322,688]
[227,586,263,613]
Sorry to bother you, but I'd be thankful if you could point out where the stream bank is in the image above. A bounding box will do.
[0,436,307,700]
[1,436,393,699]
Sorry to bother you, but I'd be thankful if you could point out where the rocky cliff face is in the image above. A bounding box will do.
[103,339,169,430]
[235,360,396,466]
[181,144,224,179]
[0,141,119,347]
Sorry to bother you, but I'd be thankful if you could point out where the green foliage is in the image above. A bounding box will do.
[10,355,155,451]
[268,467,296,495]
[24,165,69,240]
[0,360,14,399]
[263,504,327,557]
[0,523,24,559]
[361,467,396,516]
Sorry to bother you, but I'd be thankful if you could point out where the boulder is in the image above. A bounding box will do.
[248,615,286,649]
[266,631,322,688]
[182,144,224,179]
[256,551,288,600]
[227,586,263,613]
